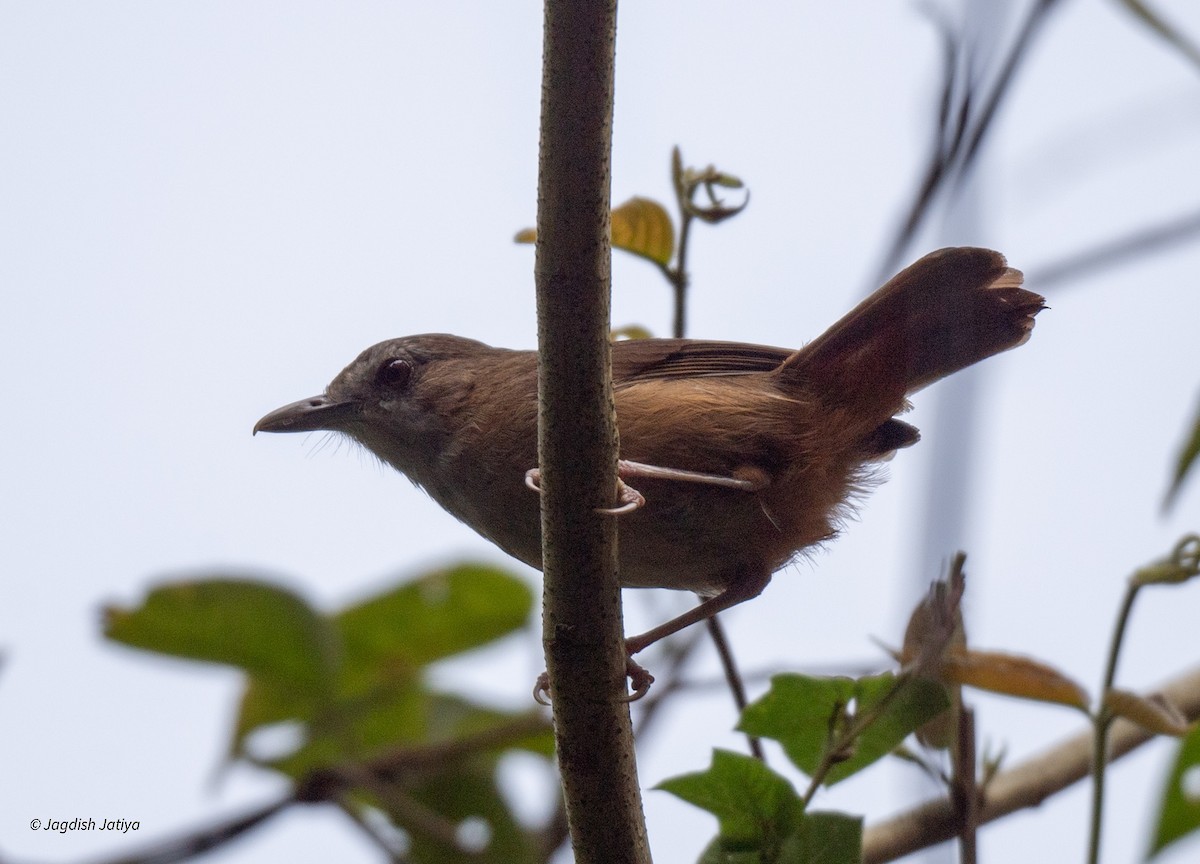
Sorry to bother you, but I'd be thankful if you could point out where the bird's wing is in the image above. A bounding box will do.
[611,338,792,386]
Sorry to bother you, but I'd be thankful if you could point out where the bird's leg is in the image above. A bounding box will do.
[532,572,770,704]
[615,459,769,492]
[623,568,773,657]
[524,462,770,702]
[524,459,767,516]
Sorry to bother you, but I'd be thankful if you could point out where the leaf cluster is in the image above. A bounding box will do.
[105,564,555,864]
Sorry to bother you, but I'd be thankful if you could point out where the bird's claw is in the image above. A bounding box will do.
[533,671,552,706]
[596,480,645,514]
[524,456,763,515]
[524,468,646,515]
[621,657,655,701]
[531,657,656,705]
[524,468,542,495]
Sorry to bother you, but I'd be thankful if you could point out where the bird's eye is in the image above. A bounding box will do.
[376,358,413,388]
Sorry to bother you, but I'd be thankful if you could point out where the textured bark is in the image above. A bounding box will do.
[535,2,652,863]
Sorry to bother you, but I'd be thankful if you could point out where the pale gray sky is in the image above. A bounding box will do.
[3,3,1200,863]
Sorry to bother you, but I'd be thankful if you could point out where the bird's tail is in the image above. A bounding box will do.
[782,247,1044,422]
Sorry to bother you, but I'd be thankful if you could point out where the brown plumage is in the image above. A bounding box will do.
[255,247,1044,661]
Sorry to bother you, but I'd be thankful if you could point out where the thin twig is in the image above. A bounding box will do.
[364,713,550,776]
[1030,206,1200,290]
[953,707,979,864]
[661,147,760,760]
[957,0,1062,175]
[874,0,1063,283]
[1086,579,1142,864]
[81,798,293,864]
[703,616,766,760]
[862,664,1200,863]
[333,796,411,864]
[875,4,962,283]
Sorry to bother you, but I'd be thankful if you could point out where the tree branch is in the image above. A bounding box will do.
[863,665,1200,863]
[535,2,651,863]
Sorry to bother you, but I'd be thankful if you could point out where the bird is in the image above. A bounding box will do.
[255,246,1044,695]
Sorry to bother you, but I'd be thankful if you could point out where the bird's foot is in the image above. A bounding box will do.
[523,468,646,515]
[531,656,656,705]
[523,459,765,515]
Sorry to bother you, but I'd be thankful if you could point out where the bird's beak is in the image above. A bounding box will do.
[253,395,359,435]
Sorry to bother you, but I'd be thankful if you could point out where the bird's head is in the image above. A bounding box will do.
[254,333,493,478]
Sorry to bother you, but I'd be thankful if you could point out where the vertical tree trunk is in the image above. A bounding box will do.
[535,2,652,862]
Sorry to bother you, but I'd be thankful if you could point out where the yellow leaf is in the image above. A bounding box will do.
[611,196,674,266]
[942,650,1090,710]
[1105,689,1192,737]
[513,198,675,266]
[611,325,653,341]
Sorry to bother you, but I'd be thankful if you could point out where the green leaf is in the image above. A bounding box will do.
[230,675,335,763]
[738,675,856,777]
[423,695,555,757]
[739,673,948,785]
[304,686,435,771]
[110,566,550,859]
[657,749,802,847]
[1149,721,1200,857]
[336,563,533,692]
[697,838,756,864]
[401,762,541,864]
[259,685,434,778]
[1165,394,1200,510]
[691,810,861,864]
[243,685,551,782]
[777,812,862,864]
[827,674,949,784]
[104,578,335,694]
[235,562,543,768]
[314,702,550,864]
